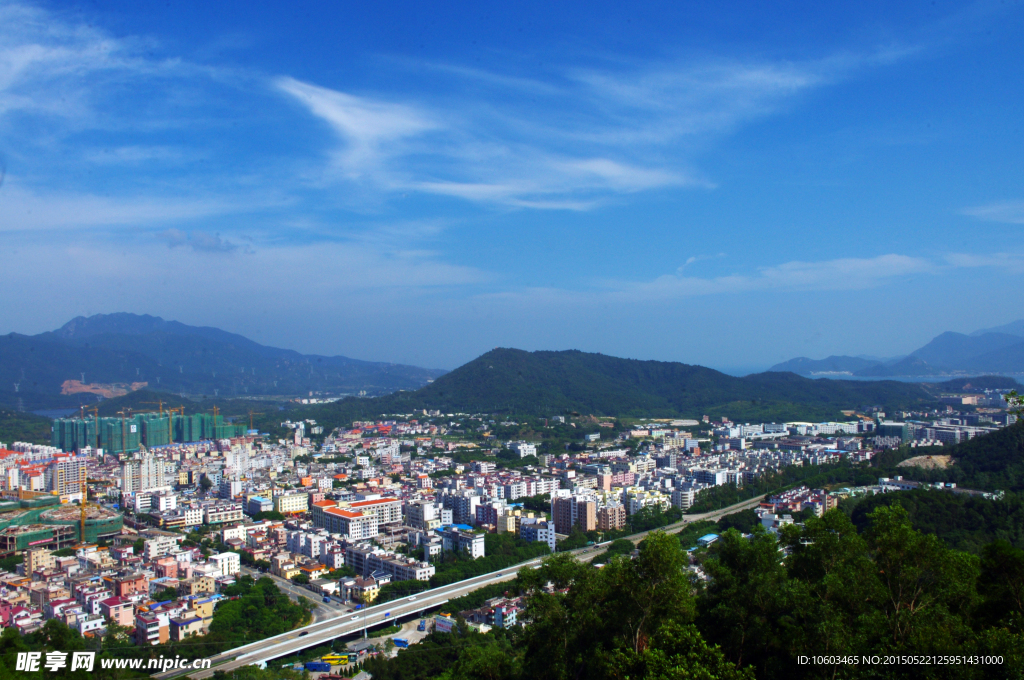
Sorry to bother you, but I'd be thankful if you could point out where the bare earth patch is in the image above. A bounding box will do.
[898,454,953,470]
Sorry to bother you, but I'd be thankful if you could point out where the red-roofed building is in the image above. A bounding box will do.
[349,497,402,524]
[311,503,378,540]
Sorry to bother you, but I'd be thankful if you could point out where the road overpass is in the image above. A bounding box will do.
[154,495,764,679]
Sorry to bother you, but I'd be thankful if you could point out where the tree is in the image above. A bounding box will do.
[865,504,979,652]
[517,531,748,680]
[976,539,1024,632]
[291,573,310,585]
[152,587,180,602]
[200,476,213,490]
[697,528,797,677]
[604,538,636,557]
[1006,390,1023,416]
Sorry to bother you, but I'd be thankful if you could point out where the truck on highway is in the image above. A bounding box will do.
[393,638,409,648]
[323,596,331,603]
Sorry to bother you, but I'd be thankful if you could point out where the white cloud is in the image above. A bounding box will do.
[274,76,436,179]
[962,201,1024,224]
[945,252,1024,273]
[481,254,936,307]
[622,253,934,300]
[0,180,280,231]
[0,2,188,124]
[275,43,914,210]
[83,145,196,165]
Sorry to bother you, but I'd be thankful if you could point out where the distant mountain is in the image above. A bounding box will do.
[294,348,948,430]
[768,355,879,374]
[854,355,946,377]
[0,313,446,409]
[908,331,1024,368]
[971,319,1024,337]
[774,320,1024,378]
[931,376,1021,392]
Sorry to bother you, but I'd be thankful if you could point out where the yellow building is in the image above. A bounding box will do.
[351,577,379,603]
[274,493,309,515]
[24,548,55,574]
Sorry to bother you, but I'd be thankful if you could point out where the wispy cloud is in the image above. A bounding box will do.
[277,43,916,210]
[158,228,252,254]
[83,145,197,165]
[481,254,935,307]
[611,253,934,301]
[962,201,1024,224]
[274,76,436,180]
[945,252,1024,273]
[0,181,280,232]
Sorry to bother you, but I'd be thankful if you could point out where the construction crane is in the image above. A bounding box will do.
[247,410,264,431]
[116,408,134,457]
[78,405,101,450]
[78,480,101,545]
[142,400,167,417]
[167,406,186,444]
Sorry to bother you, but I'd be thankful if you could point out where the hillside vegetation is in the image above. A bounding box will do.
[0,409,51,446]
[877,421,1024,493]
[294,348,944,429]
[844,489,1024,553]
[361,509,1024,680]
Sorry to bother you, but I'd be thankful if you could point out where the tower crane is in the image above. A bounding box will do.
[78,480,101,546]
[78,405,101,450]
[247,410,264,431]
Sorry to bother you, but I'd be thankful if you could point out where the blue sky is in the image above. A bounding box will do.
[1,0,1023,372]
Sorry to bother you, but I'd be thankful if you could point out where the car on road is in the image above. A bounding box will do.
[298,632,308,637]
[407,596,417,601]
[351,616,359,621]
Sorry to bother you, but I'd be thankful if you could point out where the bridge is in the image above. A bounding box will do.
[154,496,764,679]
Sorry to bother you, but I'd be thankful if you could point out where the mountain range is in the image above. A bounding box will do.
[0,313,446,410]
[286,348,1013,431]
[770,320,1024,377]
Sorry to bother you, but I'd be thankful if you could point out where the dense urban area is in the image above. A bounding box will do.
[0,380,1021,680]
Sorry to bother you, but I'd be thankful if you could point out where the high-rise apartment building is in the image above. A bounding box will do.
[552,495,597,535]
[597,504,626,531]
[121,456,169,494]
[45,455,88,496]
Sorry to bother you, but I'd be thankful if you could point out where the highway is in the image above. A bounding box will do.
[236,566,350,623]
[153,495,764,679]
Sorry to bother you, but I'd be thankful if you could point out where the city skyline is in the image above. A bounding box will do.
[2,1,1024,372]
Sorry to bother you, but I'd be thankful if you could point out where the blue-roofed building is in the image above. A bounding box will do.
[247,496,272,516]
[697,534,719,547]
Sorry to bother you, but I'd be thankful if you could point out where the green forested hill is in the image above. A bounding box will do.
[296,348,946,429]
[0,409,52,446]
[894,421,1024,492]
[845,489,1024,553]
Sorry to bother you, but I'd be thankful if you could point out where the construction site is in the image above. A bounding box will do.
[51,410,247,454]
[0,493,123,556]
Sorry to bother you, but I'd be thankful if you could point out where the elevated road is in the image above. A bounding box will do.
[154,495,764,678]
